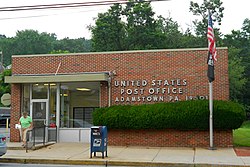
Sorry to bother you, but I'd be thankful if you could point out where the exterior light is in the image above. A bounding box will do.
[76,88,91,91]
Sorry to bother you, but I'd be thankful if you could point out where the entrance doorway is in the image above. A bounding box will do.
[31,100,48,142]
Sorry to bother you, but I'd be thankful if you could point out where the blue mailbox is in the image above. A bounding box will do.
[90,126,108,158]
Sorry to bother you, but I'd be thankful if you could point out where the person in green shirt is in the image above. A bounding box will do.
[18,111,33,147]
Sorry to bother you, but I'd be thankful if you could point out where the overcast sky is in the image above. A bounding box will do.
[0,0,249,39]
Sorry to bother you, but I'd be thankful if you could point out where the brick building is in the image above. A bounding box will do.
[6,48,230,146]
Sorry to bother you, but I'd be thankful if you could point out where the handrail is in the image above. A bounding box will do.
[25,125,57,152]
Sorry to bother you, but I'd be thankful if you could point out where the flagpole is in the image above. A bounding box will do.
[209,82,214,149]
[207,10,216,150]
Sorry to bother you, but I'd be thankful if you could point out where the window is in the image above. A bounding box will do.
[32,84,48,99]
[22,84,30,113]
[59,82,100,128]
[72,107,95,128]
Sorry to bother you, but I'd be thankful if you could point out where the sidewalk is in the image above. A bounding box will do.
[1,142,250,166]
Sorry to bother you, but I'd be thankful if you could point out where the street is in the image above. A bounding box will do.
[0,163,104,167]
[0,163,130,167]
[0,163,83,167]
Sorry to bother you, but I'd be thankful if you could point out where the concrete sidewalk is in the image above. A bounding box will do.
[1,142,250,166]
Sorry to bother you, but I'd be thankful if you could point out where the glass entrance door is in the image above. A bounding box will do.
[31,100,48,142]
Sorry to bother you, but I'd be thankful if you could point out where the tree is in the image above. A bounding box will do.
[189,0,224,46]
[53,37,91,53]
[223,19,250,111]
[13,30,57,55]
[228,48,247,101]
[0,30,92,66]
[241,19,250,109]
[180,29,205,48]
[0,69,11,106]
[90,0,175,51]
[242,18,250,39]
[155,16,182,49]
[124,0,160,50]
[0,37,15,66]
[90,4,126,51]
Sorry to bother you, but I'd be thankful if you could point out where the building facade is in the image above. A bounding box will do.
[6,48,229,144]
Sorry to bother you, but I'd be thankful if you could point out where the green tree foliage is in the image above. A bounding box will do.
[53,37,91,53]
[189,0,224,38]
[50,50,70,54]
[180,29,205,48]
[0,69,11,106]
[0,30,57,66]
[123,0,161,49]
[228,48,247,101]
[90,0,171,51]
[90,4,126,51]
[223,19,250,111]
[0,36,15,65]
[189,0,248,110]
[241,19,250,109]
[13,30,57,55]
[155,16,182,49]
[0,31,92,66]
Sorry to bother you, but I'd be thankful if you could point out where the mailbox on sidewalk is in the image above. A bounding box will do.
[90,126,107,158]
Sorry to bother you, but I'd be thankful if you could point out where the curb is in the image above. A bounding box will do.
[0,158,245,167]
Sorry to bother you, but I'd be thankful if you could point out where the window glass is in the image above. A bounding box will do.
[32,84,48,99]
[23,84,30,113]
[49,84,57,127]
[72,107,95,128]
[60,82,99,128]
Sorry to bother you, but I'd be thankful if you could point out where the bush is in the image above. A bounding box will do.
[93,100,246,130]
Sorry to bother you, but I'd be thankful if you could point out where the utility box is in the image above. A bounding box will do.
[90,126,107,158]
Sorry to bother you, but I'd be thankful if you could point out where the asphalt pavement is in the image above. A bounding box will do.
[1,142,250,167]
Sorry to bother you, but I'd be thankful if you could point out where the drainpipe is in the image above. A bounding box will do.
[108,74,111,107]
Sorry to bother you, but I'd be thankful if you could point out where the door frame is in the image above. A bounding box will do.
[30,99,49,142]
[30,99,49,123]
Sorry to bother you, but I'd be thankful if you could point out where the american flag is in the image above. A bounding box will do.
[207,11,216,82]
[207,12,217,61]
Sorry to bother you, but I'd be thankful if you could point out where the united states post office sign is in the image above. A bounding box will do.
[114,79,208,103]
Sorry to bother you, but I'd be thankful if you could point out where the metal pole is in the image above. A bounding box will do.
[108,77,111,107]
[56,84,60,142]
[6,118,9,132]
[209,82,214,149]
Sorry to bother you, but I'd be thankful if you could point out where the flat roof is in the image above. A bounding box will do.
[12,47,228,58]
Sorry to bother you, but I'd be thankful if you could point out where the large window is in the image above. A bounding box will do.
[60,82,100,128]
[22,82,100,129]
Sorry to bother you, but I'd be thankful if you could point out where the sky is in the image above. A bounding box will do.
[0,0,249,40]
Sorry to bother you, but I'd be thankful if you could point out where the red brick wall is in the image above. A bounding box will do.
[10,84,21,142]
[11,48,229,105]
[10,48,229,143]
[108,129,233,147]
[100,81,109,107]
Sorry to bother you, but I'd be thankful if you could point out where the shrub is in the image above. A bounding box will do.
[93,100,246,130]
